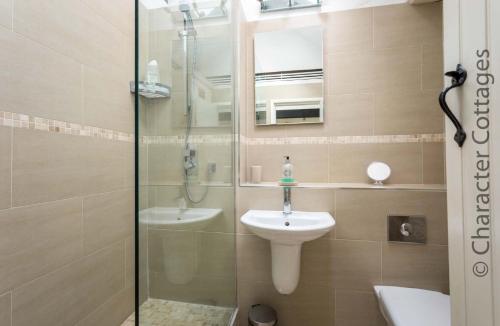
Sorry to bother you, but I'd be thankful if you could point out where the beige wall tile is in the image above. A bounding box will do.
[329,143,422,184]
[374,90,444,135]
[247,144,329,182]
[84,137,127,195]
[382,243,449,292]
[12,129,87,206]
[301,239,335,287]
[324,8,373,54]
[80,0,134,37]
[329,94,374,136]
[83,189,134,254]
[422,42,444,90]
[125,237,134,288]
[197,143,232,184]
[238,279,334,326]
[328,46,421,95]
[0,198,83,293]
[12,242,125,326]
[83,66,134,133]
[0,292,11,326]
[331,239,381,291]
[373,3,442,49]
[147,143,184,185]
[335,190,447,244]
[423,142,446,184]
[335,290,386,326]
[0,28,83,123]
[12,131,126,205]
[123,141,135,188]
[76,286,134,326]
[14,0,129,78]
[237,234,272,283]
[293,188,335,213]
[0,126,11,210]
[198,232,236,279]
[0,0,12,30]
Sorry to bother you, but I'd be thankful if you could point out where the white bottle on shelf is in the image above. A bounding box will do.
[146,60,160,85]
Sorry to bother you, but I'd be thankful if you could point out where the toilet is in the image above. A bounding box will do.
[373,286,450,326]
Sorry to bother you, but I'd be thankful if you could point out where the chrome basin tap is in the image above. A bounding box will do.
[283,187,292,215]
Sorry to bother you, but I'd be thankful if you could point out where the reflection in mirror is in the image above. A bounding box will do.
[254,26,324,126]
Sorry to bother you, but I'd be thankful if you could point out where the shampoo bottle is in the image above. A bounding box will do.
[279,156,297,185]
[282,156,293,179]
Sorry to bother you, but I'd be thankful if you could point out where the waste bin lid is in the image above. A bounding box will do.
[248,304,277,326]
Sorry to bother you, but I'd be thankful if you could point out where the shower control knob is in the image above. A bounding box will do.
[400,223,413,237]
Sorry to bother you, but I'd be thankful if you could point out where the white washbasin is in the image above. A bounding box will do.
[140,207,222,231]
[241,210,335,294]
[241,210,335,244]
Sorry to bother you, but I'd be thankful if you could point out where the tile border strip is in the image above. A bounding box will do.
[0,111,134,142]
[141,134,444,145]
[243,134,445,145]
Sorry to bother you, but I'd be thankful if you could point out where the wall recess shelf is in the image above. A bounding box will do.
[240,182,447,191]
[130,81,171,99]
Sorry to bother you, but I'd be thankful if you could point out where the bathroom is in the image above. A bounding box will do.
[0,0,497,326]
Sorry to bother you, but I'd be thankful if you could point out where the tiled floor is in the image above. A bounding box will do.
[122,299,235,326]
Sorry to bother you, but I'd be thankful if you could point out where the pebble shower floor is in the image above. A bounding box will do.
[122,299,234,326]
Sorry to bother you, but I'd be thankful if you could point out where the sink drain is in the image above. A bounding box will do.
[284,221,290,226]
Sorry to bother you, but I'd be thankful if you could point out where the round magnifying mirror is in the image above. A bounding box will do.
[367,161,391,185]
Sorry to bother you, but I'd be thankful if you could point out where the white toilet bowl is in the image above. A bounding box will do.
[374,286,450,326]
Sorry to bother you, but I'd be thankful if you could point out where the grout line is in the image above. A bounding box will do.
[10,0,13,32]
[371,7,375,49]
[420,44,425,91]
[10,237,128,295]
[8,291,12,326]
[380,240,383,285]
[80,198,85,256]
[81,64,85,127]
[9,125,13,209]
[421,141,425,184]
[0,187,134,213]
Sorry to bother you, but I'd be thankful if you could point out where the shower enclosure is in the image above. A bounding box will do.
[135,0,236,324]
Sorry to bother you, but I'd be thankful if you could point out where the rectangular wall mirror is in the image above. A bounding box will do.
[254,26,324,126]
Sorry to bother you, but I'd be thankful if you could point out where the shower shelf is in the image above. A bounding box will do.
[130,81,171,99]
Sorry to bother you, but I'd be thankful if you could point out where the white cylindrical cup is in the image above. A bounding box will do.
[251,165,262,183]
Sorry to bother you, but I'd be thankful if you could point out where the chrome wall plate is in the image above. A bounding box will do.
[388,215,426,244]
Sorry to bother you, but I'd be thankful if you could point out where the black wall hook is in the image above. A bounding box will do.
[439,64,467,147]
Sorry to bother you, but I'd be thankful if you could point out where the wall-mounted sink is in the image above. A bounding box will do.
[241,210,335,294]
[140,207,222,231]
[140,207,223,285]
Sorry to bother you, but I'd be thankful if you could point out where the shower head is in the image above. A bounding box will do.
[177,3,197,36]
[178,2,191,13]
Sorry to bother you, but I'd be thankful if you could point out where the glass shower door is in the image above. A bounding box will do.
[135,0,236,325]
